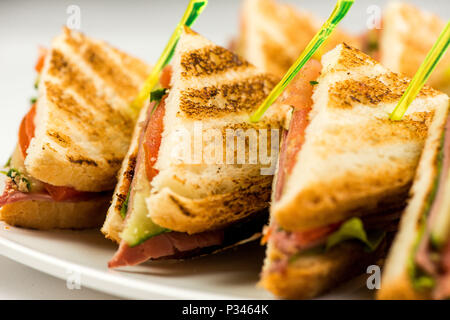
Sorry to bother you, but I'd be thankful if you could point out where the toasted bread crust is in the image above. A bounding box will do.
[260,240,387,299]
[274,176,410,232]
[101,102,151,243]
[274,43,448,232]
[381,2,450,92]
[25,28,150,192]
[146,176,272,234]
[377,94,449,300]
[237,0,361,78]
[0,196,110,230]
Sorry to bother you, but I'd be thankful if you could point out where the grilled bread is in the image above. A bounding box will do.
[261,43,449,299]
[236,0,362,78]
[0,194,111,230]
[260,237,389,299]
[274,43,448,232]
[25,27,150,192]
[381,2,450,93]
[377,95,449,300]
[0,28,150,230]
[102,27,290,242]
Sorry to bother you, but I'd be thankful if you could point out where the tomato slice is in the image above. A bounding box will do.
[42,184,90,201]
[141,66,172,182]
[159,66,172,89]
[290,222,341,248]
[275,60,322,201]
[19,103,37,158]
[34,47,48,73]
[143,97,166,182]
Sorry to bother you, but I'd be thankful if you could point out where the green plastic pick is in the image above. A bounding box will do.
[131,0,208,111]
[249,0,354,123]
[390,22,450,121]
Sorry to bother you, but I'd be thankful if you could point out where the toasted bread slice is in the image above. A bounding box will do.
[147,27,288,234]
[236,0,362,78]
[0,195,110,230]
[101,101,151,243]
[260,238,388,299]
[377,94,450,300]
[102,27,290,240]
[273,43,448,232]
[381,2,450,93]
[24,27,150,192]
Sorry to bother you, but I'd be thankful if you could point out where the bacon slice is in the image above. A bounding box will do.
[108,230,224,268]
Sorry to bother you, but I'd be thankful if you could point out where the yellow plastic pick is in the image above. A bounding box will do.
[390,22,450,121]
[249,0,354,123]
[131,0,208,111]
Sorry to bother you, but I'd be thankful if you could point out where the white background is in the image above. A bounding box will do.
[0,0,448,299]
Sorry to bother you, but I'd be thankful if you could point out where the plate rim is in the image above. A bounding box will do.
[0,234,253,300]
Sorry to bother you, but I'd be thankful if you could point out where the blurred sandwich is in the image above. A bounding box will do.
[103,27,288,267]
[0,27,150,229]
[380,2,450,93]
[260,43,449,299]
[235,0,361,78]
[378,98,449,300]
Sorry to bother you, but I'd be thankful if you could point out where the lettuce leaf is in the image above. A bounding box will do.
[150,88,167,103]
[326,217,386,252]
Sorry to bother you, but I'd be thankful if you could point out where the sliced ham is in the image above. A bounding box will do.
[434,240,450,299]
[108,230,224,268]
[0,183,108,206]
[0,189,53,206]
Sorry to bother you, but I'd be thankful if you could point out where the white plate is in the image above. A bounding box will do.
[6,0,440,300]
[0,222,374,299]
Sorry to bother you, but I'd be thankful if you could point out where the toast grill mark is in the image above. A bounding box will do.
[45,82,96,127]
[179,75,277,119]
[48,50,133,136]
[337,43,377,69]
[67,155,98,166]
[180,46,250,78]
[114,153,137,212]
[314,116,432,156]
[46,130,72,148]
[63,31,139,100]
[169,195,193,217]
[110,47,150,80]
[328,74,439,108]
[44,82,130,167]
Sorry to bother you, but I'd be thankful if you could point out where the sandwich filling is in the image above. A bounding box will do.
[410,116,450,299]
[0,49,105,206]
[265,59,396,274]
[109,67,238,267]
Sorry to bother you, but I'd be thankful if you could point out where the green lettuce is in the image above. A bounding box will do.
[150,88,167,103]
[326,217,386,252]
[120,190,131,219]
